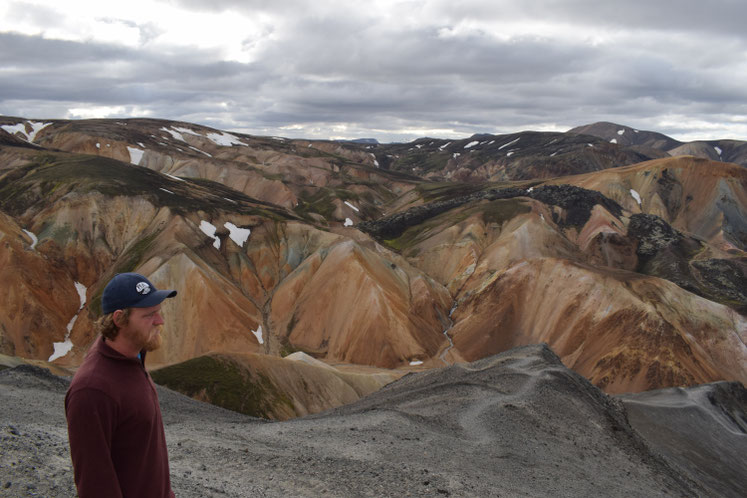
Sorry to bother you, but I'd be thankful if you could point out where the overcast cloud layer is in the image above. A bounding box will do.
[1,0,746,142]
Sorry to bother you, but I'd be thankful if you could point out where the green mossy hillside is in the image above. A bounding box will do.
[150,354,296,419]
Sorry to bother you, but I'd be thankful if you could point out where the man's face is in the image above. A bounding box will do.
[118,304,165,352]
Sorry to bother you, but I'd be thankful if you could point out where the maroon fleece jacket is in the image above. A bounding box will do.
[65,337,174,498]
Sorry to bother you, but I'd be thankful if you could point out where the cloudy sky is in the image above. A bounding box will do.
[1,0,746,143]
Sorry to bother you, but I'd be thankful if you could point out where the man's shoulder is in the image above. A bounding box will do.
[65,366,119,415]
[68,361,115,396]
[68,343,118,393]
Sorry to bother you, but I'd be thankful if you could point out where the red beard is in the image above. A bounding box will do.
[139,324,164,352]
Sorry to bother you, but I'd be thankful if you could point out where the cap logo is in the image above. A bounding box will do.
[135,282,151,295]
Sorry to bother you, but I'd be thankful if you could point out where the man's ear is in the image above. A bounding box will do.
[112,310,124,328]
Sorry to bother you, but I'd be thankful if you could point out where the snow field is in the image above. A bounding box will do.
[200,220,252,249]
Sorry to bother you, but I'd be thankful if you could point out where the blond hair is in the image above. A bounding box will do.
[96,308,132,340]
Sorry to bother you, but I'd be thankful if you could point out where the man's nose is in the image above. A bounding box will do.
[154,313,165,325]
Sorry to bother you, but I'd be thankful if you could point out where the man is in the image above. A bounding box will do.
[65,272,177,498]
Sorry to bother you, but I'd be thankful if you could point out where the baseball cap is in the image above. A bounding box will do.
[101,272,177,314]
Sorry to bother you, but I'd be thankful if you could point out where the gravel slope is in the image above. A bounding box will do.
[1,344,744,497]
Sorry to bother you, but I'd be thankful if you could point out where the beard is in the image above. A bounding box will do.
[139,324,164,352]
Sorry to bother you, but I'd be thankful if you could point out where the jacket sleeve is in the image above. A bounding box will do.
[65,388,124,498]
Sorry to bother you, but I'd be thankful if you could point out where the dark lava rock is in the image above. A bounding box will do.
[358,184,622,239]
[527,184,622,227]
[691,258,747,313]
[627,213,687,260]
[627,214,703,294]
[628,214,747,312]
[0,364,70,392]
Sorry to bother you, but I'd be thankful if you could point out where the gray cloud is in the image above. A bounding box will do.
[1,1,746,142]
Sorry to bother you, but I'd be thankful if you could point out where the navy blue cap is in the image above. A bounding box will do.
[101,273,177,314]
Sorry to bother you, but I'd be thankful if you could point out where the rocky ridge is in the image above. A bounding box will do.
[569,121,747,167]
[2,344,745,497]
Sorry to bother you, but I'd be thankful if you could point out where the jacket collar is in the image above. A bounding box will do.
[96,336,147,367]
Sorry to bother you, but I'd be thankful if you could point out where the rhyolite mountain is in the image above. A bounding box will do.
[0,115,745,419]
[570,121,747,167]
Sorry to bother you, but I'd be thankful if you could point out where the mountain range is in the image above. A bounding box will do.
[1,115,746,495]
[0,115,745,417]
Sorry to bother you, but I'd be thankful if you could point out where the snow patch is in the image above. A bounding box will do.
[439,142,451,150]
[172,126,202,137]
[49,339,74,363]
[207,132,245,147]
[199,220,221,249]
[189,146,212,157]
[714,146,722,156]
[95,143,100,149]
[224,222,251,247]
[74,282,87,309]
[161,127,186,142]
[28,121,52,142]
[22,229,38,250]
[50,282,87,362]
[1,123,28,138]
[222,197,237,204]
[630,189,642,205]
[165,173,184,182]
[550,152,558,157]
[344,218,354,227]
[1,121,51,142]
[127,146,144,165]
[252,325,264,345]
[527,187,534,193]
[617,129,625,135]
[409,360,424,366]
[452,153,460,159]
[464,141,479,149]
[499,137,520,150]
[507,151,515,157]
[344,201,360,212]
[159,188,174,195]
[610,138,618,144]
